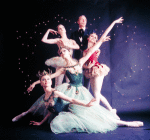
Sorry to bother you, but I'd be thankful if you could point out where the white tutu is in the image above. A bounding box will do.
[84,64,110,78]
[45,56,67,68]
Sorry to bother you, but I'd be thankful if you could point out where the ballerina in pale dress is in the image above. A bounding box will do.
[41,25,79,87]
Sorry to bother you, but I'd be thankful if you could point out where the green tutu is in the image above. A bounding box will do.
[51,70,118,134]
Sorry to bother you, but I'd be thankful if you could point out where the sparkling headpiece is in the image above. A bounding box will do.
[37,68,52,80]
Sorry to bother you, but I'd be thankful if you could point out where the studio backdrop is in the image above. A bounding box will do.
[10,0,150,114]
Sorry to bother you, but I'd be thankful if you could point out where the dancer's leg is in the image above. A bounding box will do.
[90,76,120,119]
[90,76,103,103]
[115,119,143,127]
[12,108,33,122]
[90,76,112,110]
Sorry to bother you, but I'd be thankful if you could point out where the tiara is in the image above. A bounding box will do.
[37,68,52,79]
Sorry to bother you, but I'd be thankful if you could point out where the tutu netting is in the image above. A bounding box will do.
[51,103,118,134]
[45,56,67,68]
[28,94,60,123]
[84,64,110,78]
[45,56,78,68]
[29,94,48,116]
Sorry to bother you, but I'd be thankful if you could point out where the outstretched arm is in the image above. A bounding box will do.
[54,90,96,107]
[27,80,40,93]
[100,17,123,40]
[79,17,124,66]
[29,112,51,126]
[50,68,65,79]
[27,68,65,93]
[41,29,59,44]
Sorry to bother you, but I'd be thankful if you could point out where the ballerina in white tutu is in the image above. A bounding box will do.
[42,24,80,87]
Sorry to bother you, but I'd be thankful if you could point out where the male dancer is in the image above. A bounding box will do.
[70,15,95,89]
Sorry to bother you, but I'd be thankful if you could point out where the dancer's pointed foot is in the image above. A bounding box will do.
[12,112,27,122]
[127,121,144,127]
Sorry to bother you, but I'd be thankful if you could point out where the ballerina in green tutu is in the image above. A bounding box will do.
[12,70,95,124]
[12,69,143,132]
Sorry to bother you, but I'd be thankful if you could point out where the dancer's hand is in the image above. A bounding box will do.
[87,60,95,68]
[86,98,97,107]
[49,29,58,35]
[102,36,111,42]
[29,121,42,126]
[96,49,100,58]
[27,84,35,93]
[114,17,124,24]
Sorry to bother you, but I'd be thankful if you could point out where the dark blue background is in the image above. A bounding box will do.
[2,0,150,118]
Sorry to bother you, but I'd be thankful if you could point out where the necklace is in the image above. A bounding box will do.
[43,91,54,102]
[64,64,79,75]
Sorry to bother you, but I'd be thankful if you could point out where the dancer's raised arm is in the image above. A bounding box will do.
[41,29,59,44]
[27,68,65,93]
[42,25,79,50]
[101,17,123,39]
[79,17,124,66]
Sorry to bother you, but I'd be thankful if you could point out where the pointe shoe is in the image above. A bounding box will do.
[127,121,144,127]
[12,112,26,122]
[133,121,144,127]
[12,117,17,122]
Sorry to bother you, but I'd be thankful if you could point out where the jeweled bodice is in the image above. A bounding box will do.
[66,70,83,87]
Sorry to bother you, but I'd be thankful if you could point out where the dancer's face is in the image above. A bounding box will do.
[88,33,98,44]
[57,25,66,35]
[77,15,87,28]
[59,48,71,59]
[40,75,52,87]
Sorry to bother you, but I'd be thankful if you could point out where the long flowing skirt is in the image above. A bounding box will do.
[55,83,94,110]
[51,103,118,134]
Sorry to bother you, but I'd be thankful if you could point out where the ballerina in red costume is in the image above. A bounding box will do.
[83,17,124,114]
[83,33,110,79]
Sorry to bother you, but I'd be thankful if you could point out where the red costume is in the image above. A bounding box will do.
[83,49,110,78]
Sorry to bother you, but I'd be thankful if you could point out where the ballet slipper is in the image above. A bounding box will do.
[12,112,27,122]
[132,121,144,127]
[127,121,143,127]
